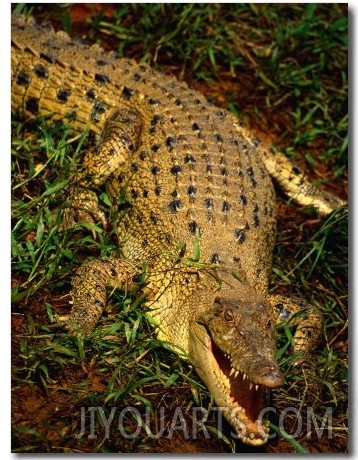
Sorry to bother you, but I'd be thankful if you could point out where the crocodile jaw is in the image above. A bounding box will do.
[189,322,278,446]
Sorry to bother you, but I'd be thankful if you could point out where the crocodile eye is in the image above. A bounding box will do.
[225,309,234,322]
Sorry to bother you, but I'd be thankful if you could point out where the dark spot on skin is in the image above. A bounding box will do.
[220,167,229,176]
[86,88,96,101]
[142,239,148,248]
[231,139,239,147]
[252,138,260,148]
[214,133,223,143]
[204,198,214,210]
[165,233,173,244]
[118,173,126,183]
[91,104,106,123]
[96,102,107,114]
[292,165,301,175]
[233,256,241,265]
[254,204,259,213]
[188,220,200,235]
[57,88,71,103]
[25,97,39,115]
[130,189,139,199]
[169,199,183,213]
[151,115,163,125]
[132,274,142,284]
[34,64,49,79]
[154,185,161,196]
[117,202,132,212]
[170,165,182,175]
[130,163,139,172]
[171,190,178,198]
[175,98,182,106]
[240,194,247,206]
[121,117,133,124]
[121,86,135,99]
[139,151,148,160]
[222,201,231,213]
[95,73,109,85]
[109,267,118,277]
[96,59,108,66]
[148,98,161,105]
[206,164,213,174]
[151,144,161,152]
[166,137,177,148]
[109,147,116,156]
[234,229,246,244]
[184,154,196,164]
[246,166,254,176]
[16,71,31,87]
[192,123,201,131]
[150,211,158,225]
[170,117,177,123]
[136,213,143,224]
[253,214,260,227]
[187,185,197,197]
[210,253,220,264]
[143,189,149,198]
[151,165,160,175]
[40,52,54,64]
[246,166,257,187]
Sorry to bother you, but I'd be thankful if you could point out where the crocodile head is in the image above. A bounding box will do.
[189,296,284,446]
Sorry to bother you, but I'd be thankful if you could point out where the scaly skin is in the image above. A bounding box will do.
[11,14,345,446]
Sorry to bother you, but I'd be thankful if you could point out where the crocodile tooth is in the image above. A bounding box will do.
[229,368,235,377]
[242,373,247,380]
[249,383,253,391]
[255,384,259,391]
[234,370,239,378]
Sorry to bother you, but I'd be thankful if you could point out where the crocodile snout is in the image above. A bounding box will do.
[249,359,285,388]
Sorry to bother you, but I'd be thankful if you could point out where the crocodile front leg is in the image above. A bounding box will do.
[268,294,323,361]
[61,107,142,230]
[230,119,346,216]
[69,258,142,335]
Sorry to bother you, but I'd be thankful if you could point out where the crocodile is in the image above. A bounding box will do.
[11,14,345,446]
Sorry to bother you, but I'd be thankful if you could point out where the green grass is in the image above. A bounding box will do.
[12,3,347,454]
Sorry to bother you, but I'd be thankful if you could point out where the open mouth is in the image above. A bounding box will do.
[209,339,270,445]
